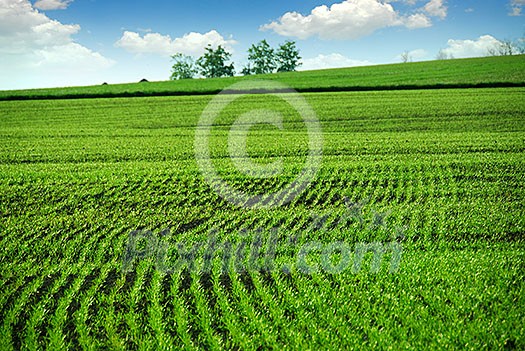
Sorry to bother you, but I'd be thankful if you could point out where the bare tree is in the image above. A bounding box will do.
[400,51,412,63]
[518,42,525,54]
[498,40,515,55]
[436,49,454,60]
[516,34,525,54]
[487,38,518,56]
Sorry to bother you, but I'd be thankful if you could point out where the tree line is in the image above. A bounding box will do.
[170,40,301,80]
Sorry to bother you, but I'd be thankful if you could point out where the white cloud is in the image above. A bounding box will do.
[384,0,448,16]
[260,0,432,40]
[300,53,373,71]
[409,48,428,59]
[115,30,237,57]
[0,0,114,89]
[31,43,112,68]
[33,0,72,10]
[384,0,418,4]
[403,13,432,29]
[423,0,447,19]
[440,35,503,58]
[509,0,525,15]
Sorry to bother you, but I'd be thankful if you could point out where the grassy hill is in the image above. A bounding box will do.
[0,53,524,349]
[1,55,524,100]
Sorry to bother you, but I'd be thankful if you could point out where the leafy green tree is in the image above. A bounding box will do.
[247,40,276,75]
[170,53,196,80]
[276,41,301,72]
[196,45,235,78]
[241,64,253,76]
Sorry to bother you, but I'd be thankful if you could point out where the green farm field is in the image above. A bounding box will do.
[1,55,525,100]
[1,57,525,350]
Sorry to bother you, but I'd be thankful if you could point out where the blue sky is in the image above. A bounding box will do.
[0,0,524,90]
